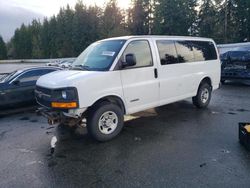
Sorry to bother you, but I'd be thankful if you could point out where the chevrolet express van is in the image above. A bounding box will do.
[35,36,220,141]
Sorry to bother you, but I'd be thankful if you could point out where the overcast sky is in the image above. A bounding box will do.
[0,0,131,42]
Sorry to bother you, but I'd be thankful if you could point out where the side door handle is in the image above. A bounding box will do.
[154,68,158,79]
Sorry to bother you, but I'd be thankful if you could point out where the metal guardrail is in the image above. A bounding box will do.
[0,57,76,64]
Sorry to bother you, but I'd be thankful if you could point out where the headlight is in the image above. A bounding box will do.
[52,88,78,101]
[62,91,67,99]
[50,87,78,109]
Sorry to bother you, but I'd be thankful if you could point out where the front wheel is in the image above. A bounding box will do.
[87,102,124,142]
[192,82,212,108]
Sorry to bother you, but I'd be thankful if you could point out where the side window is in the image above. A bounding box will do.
[18,70,45,82]
[156,40,179,65]
[122,40,153,68]
[190,41,206,61]
[191,41,218,61]
[175,41,195,63]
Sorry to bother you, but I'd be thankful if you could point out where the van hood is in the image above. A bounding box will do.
[36,70,103,88]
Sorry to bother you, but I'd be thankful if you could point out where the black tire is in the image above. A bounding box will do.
[87,102,124,142]
[192,82,212,108]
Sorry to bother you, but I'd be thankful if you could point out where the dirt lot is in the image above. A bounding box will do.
[0,82,250,188]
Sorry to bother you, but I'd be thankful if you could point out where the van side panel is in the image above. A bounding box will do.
[74,71,126,110]
[153,38,220,106]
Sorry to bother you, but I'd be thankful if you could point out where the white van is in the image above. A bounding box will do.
[36,36,221,141]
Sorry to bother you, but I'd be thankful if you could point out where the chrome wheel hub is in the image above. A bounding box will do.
[201,88,209,103]
[98,111,118,135]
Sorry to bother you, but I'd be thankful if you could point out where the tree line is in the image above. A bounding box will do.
[0,0,250,60]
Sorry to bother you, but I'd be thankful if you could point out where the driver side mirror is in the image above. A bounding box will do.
[122,53,136,68]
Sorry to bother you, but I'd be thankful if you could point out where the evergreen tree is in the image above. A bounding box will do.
[40,18,50,58]
[84,5,102,47]
[217,0,238,43]
[153,0,197,36]
[30,20,43,58]
[48,16,58,58]
[236,0,250,42]
[72,2,89,56]
[56,5,75,57]
[12,24,32,58]
[197,0,218,39]
[128,0,153,35]
[0,35,7,60]
[8,0,250,59]
[101,0,128,38]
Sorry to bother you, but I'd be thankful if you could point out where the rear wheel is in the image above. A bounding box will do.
[192,82,212,108]
[87,102,124,142]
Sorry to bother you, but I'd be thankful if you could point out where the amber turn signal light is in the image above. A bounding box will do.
[51,102,77,108]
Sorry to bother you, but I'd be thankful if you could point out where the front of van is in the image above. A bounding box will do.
[35,39,126,122]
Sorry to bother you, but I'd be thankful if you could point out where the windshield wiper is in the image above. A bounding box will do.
[71,65,91,71]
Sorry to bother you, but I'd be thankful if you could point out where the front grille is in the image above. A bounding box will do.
[36,97,51,108]
[35,86,53,108]
[36,86,52,95]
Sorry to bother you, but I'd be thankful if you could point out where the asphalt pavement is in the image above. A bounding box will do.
[0,82,250,188]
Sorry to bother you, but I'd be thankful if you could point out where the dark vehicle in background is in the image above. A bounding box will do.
[220,51,250,83]
[0,67,61,109]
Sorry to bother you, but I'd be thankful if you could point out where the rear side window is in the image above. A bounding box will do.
[175,41,195,63]
[190,41,217,61]
[122,40,153,68]
[156,39,217,65]
[156,40,179,65]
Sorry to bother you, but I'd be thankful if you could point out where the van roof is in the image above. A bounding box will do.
[102,35,214,42]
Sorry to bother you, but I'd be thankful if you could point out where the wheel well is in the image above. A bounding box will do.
[91,96,126,114]
[200,77,212,88]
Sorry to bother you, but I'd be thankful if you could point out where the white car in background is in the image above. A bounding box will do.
[59,59,75,69]
[46,60,61,67]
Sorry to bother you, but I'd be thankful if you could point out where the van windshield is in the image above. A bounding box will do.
[72,40,126,71]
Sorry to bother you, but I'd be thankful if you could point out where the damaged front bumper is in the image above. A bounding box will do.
[36,107,61,125]
[36,107,87,127]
